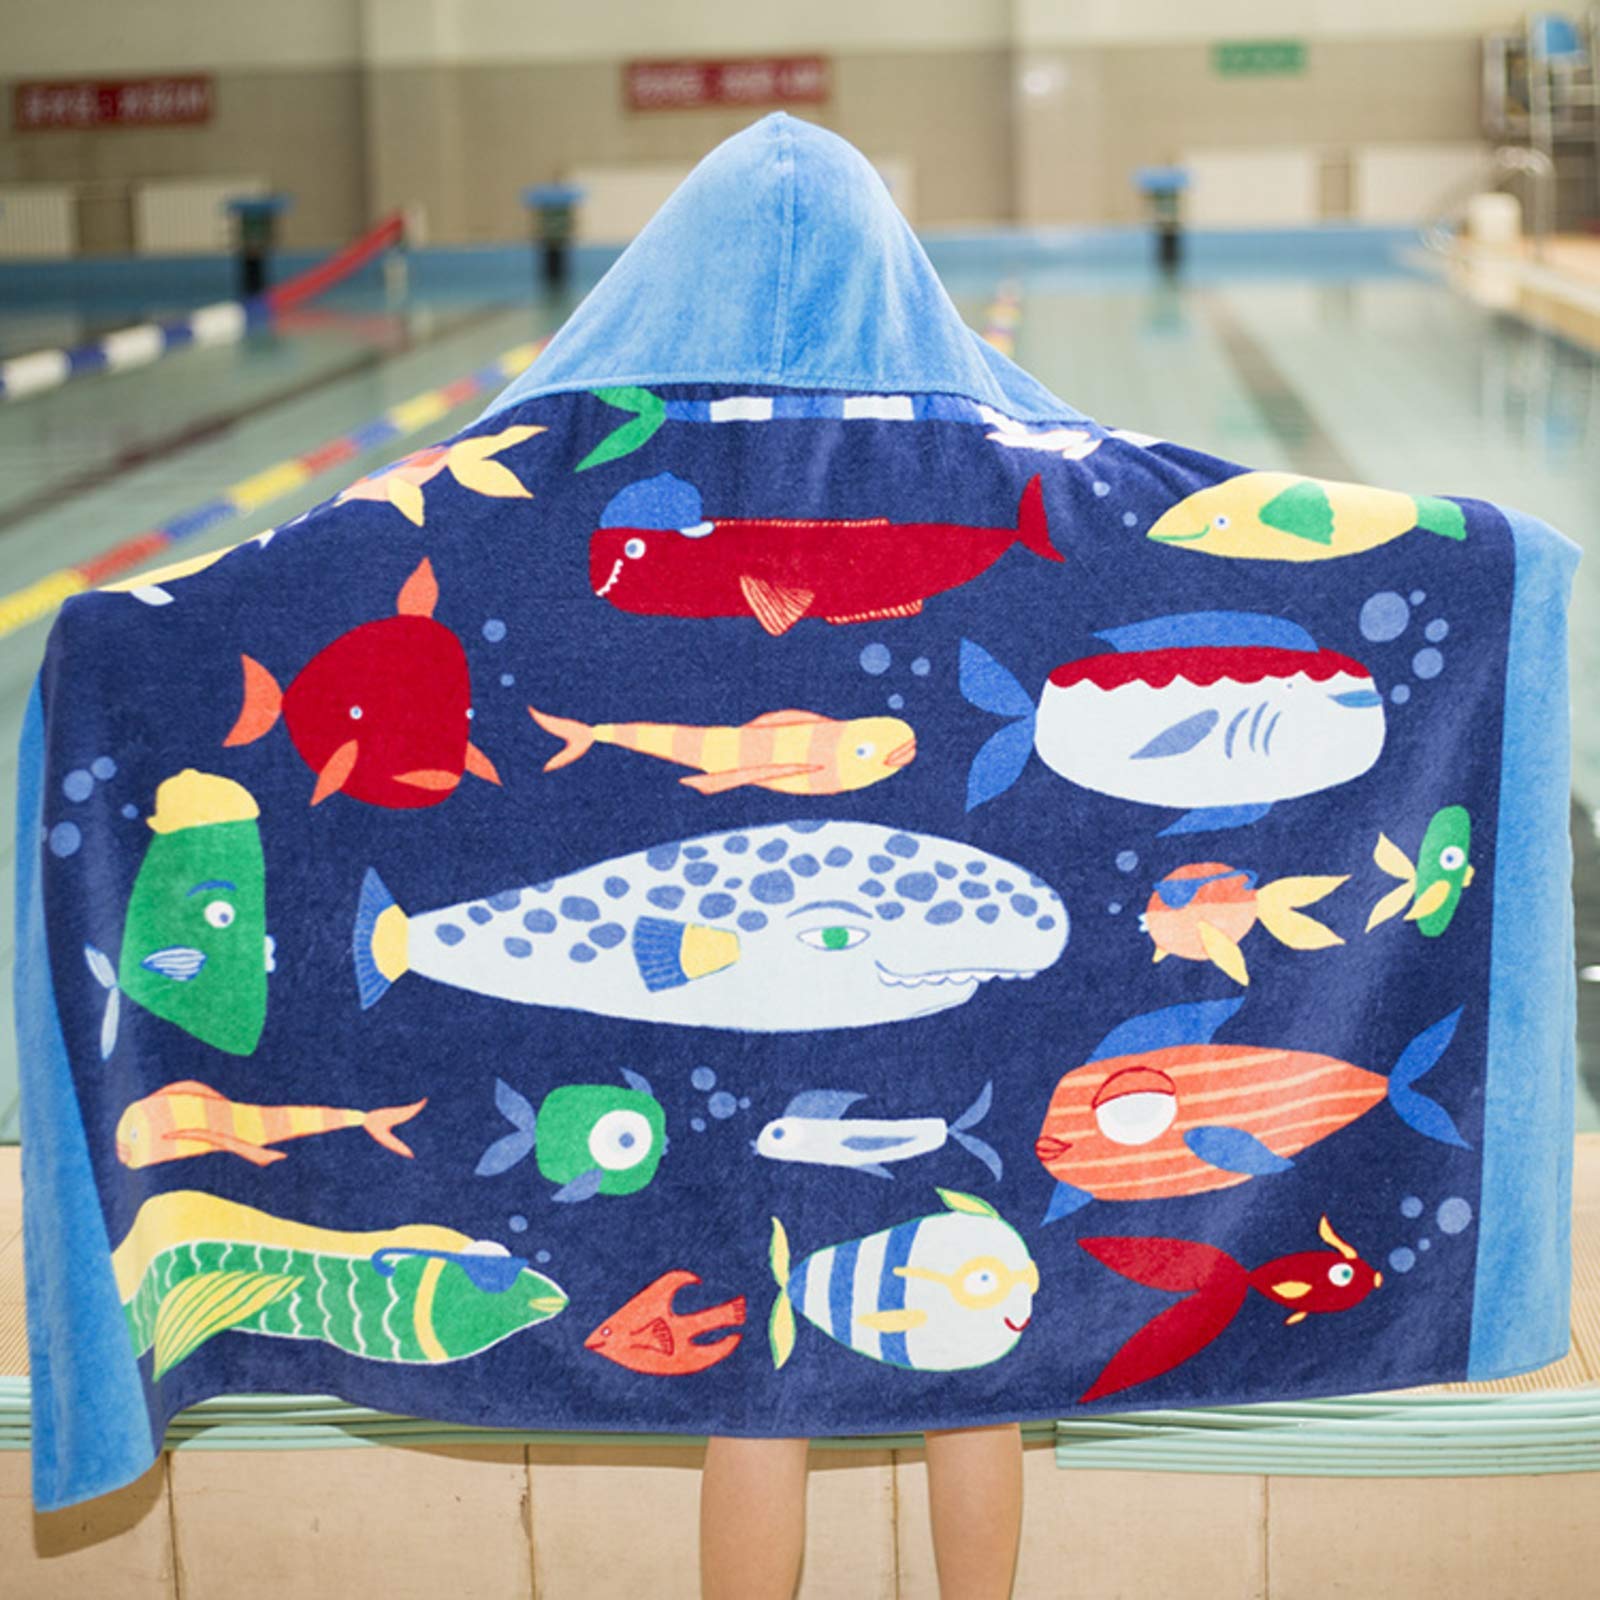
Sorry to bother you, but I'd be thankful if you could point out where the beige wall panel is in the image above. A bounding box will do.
[1267,1472,1600,1600]
[0,1450,175,1600]
[895,1443,1268,1599]
[170,1444,532,1600]
[527,1443,896,1598]
[0,70,369,250]
[369,52,1012,242]
[1018,39,1481,224]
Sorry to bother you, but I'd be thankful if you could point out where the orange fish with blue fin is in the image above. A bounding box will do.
[1078,1216,1383,1402]
[528,704,916,795]
[116,1079,427,1168]
[1035,997,1467,1222]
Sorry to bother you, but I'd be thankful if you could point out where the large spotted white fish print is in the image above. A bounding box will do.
[353,821,1067,1031]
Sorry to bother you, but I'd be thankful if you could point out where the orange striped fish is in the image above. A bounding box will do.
[116,1080,427,1169]
[1036,997,1467,1222]
[527,705,915,795]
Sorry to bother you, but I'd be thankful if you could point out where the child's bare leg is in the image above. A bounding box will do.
[923,1422,1023,1599]
[700,1435,810,1600]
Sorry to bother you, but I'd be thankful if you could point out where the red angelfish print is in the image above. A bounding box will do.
[1078,1215,1382,1402]
[585,1269,745,1375]
[588,472,1060,636]
[223,558,501,809]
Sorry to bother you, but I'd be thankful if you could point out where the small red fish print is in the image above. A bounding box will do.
[1078,1216,1382,1402]
[589,473,1059,636]
[585,1269,745,1375]
[223,558,501,809]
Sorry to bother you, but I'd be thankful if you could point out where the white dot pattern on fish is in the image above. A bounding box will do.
[408,821,1066,1016]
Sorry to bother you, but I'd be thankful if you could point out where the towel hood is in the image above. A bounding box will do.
[481,112,1082,423]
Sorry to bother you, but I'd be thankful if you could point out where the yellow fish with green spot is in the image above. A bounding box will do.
[1146,472,1466,562]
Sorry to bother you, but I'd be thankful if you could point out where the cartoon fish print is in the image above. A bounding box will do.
[354,821,1067,1033]
[1078,1216,1382,1402]
[588,471,1060,636]
[83,770,272,1059]
[336,425,545,525]
[1035,997,1469,1222]
[585,1269,745,1375]
[961,611,1386,831]
[1367,806,1475,938]
[529,705,916,796]
[117,1080,427,1168]
[96,530,275,606]
[224,557,501,808]
[474,1070,666,1202]
[768,1189,1037,1372]
[1141,862,1347,985]
[754,1082,1002,1181]
[113,1190,566,1380]
[1145,470,1467,561]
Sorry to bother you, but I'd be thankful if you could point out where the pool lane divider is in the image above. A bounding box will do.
[0,337,546,640]
[0,213,406,404]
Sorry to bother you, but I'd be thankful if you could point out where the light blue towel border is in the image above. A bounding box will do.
[15,676,157,1510]
[1469,507,1582,1378]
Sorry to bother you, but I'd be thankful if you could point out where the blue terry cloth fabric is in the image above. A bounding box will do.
[15,112,1580,1511]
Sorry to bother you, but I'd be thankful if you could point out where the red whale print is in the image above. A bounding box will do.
[224,557,501,809]
[590,474,1059,636]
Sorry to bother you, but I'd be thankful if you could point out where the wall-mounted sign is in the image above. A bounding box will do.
[1212,41,1306,77]
[625,57,829,112]
[13,76,215,131]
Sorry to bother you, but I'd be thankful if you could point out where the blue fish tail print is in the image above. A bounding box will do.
[353,868,401,1010]
[1387,1008,1470,1148]
[476,1077,538,1176]
[960,640,1038,809]
[1042,1179,1093,1225]
[948,1080,1003,1182]
[83,944,121,1060]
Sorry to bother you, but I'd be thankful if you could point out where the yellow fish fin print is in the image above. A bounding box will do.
[1405,879,1452,922]
[769,1218,796,1370]
[152,1269,301,1380]
[823,600,923,624]
[739,575,814,636]
[936,1188,1000,1219]
[1284,1310,1309,1326]
[174,1127,287,1167]
[858,1308,929,1333]
[447,454,531,499]
[390,478,427,526]
[1366,880,1415,933]
[680,763,822,795]
[1318,1216,1360,1259]
[1270,1280,1313,1300]
[1197,920,1250,985]
[1256,877,1348,951]
[1151,946,1168,963]
[1372,832,1416,883]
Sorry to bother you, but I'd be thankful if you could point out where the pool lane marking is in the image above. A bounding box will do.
[0,338,546,640]
[1197,292,1359,481]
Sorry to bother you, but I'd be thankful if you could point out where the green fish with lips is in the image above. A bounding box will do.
[1366,806,1475,938]
[83,769,273,1058]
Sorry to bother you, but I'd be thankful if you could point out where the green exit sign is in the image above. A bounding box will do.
[1213,40,1306,76]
